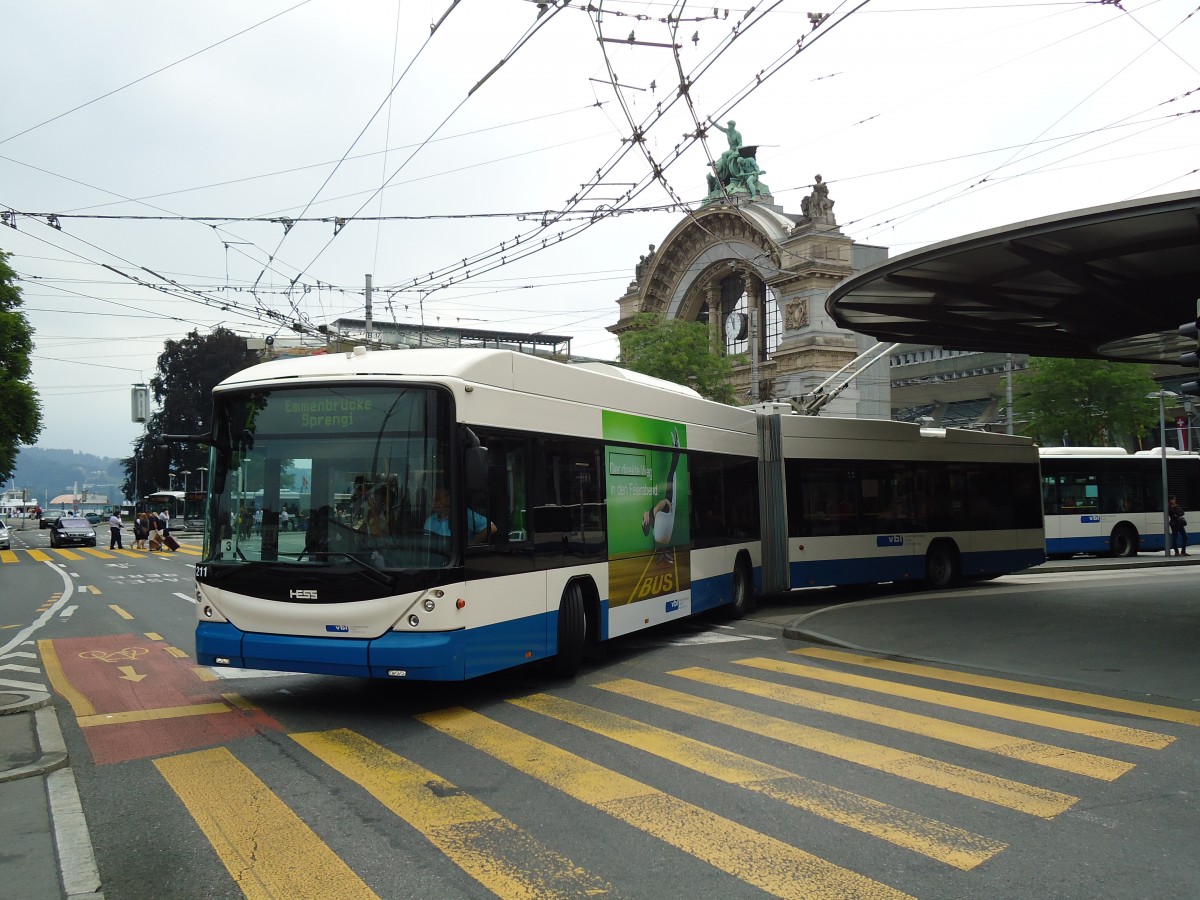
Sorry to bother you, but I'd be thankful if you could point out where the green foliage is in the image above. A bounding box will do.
[617,313,738,404]
[0,250,43,481]
[123,328,259,499]
[1013,357,1160,447]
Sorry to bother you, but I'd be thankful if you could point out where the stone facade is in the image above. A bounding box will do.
[610,190,890,419]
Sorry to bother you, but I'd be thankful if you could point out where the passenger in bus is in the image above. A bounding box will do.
[424,486,495,544]
[362,489,390,537]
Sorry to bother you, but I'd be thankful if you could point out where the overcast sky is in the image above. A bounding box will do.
[4,0,1198,461]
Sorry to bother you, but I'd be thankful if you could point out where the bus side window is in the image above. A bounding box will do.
[471,436,529,546]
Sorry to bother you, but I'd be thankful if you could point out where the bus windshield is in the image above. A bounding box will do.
[206,384,452,569]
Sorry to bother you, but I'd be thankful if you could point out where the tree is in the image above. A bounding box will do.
[617,313,740,404]
[1013,357,1159,447]
[123,328,259,500]
[0,249,42,482]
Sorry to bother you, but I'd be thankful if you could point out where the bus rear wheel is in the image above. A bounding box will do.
[1109,525,1138,558]
[725,558,755,619]
[925,543,958,590]
[551,582,587,677]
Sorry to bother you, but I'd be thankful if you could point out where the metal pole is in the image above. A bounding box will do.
[1005,352,1014,435]
[364,273,373,345]
[1160,393,1170,557]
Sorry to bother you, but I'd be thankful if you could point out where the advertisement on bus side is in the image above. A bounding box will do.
[602,411,691,615]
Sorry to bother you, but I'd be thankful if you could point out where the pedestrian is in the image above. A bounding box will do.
[280,507,290,532]
[134,513,149,550]
[1168,495,1188,556]
[108,510,123,549]
[148,511,162,551]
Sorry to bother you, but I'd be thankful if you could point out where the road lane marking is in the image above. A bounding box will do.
[108,605,134,620]
[510,692,1006,871]
[597,678,1076,819]
[39,638,97,717]
[50,549,85,560]
[80,548,116,559]
[420,707,914,899]
[155,747,379,900]
[795,649,1200,727]
[670,667,1134,781]
[293,728,615,899]
[26,549,51,562]
[0,549,16,563]
[78,701,233,728]
[738,656,1174,750]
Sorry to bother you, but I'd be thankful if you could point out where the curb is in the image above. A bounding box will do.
[0,689,68,783]
[0,690,105,898]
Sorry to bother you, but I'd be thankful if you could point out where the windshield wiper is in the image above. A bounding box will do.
[311,551,393,588]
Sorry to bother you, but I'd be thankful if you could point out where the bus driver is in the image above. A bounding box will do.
[424,486,496,545]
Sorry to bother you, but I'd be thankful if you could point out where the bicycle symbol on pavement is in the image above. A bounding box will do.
[79,647,149,664]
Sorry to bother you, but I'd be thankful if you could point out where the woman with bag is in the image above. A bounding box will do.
[1168,496,1188,556]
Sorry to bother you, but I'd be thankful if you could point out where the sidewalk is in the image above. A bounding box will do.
[0,689,102,900]
[764,552,1200,702]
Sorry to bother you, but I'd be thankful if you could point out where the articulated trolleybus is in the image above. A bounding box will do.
[187,347,1043,682]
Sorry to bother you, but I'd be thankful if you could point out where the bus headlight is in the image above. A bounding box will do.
[408,614,420,627]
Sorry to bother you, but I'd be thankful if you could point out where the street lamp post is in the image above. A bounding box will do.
[197,467,207,492]
[182,470,192,494]
[1148,390,1179,557]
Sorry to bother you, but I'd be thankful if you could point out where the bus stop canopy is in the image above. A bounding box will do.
[826,189,1200,364]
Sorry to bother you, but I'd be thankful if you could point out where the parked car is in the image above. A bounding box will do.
[84,512,103,525]
[49,517,96,548]
[0,520,10,551]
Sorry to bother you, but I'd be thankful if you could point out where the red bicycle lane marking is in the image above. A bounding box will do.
[41,633,283,765]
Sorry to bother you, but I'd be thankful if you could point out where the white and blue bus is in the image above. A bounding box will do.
[1040,447,1199,557]
[181,348,1043,682]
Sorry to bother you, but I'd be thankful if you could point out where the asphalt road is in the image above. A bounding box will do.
[3,530,1198,900]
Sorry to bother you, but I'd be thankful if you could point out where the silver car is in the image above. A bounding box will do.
[0,519,9,550]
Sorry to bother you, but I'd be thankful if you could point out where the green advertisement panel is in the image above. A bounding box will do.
[602,411,690,609]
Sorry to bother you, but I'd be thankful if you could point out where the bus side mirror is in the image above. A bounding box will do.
[153,445,171,490]
[465,445,488,494]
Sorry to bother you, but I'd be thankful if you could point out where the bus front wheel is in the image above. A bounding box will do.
[1109,525,1138,558]
[551,582,587,677]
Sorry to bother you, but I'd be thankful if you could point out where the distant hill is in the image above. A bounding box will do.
[9,447,126,508]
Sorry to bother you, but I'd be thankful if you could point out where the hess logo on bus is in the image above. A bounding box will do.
[290,589,319,600]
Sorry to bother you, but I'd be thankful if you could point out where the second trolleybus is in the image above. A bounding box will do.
[175,347,1044,682]
[1040,446,1199,557]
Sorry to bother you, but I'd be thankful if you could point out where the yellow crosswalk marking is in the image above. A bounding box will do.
[0,549,16,563]
[740,656,1174,750]
[671,666,1133,781]
[510,692,1006,871]
[597,678,1077,819]
[795,648,1200,727]
[80,548,116,559]
[108,548,143,558]
[420,707,914,899]
[155,747,378,900]
[51,548,85,560]
[26,549,51,562]
[293,728,614,898]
